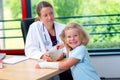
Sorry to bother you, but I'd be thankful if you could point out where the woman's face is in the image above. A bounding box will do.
[65,28,82,49]
[39,7,54,27]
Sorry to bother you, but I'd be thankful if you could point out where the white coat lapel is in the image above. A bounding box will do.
[42,24,52,49]
[36,22,46,52]
[54,22,61,42]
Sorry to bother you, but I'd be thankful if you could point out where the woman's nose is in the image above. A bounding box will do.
[47,14,52,20]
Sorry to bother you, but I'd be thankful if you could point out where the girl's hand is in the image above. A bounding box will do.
[56,42,64,49]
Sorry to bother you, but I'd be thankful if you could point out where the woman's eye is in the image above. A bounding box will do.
[44,14,47,17]
[50,12,53,15]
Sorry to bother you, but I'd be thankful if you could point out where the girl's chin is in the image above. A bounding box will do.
[71,45,78,49]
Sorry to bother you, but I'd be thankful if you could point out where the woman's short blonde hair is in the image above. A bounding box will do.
[60,22,90,47]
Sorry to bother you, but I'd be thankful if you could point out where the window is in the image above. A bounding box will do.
[0,0,23,49]
[31,0,120,49]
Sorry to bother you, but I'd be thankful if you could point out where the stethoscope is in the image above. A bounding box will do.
[42,24,58,46]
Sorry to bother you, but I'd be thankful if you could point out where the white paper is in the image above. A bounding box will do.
[48,46,63,61]
[3,56,29,64]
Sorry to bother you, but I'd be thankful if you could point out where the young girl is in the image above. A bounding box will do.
[36,22,100,80]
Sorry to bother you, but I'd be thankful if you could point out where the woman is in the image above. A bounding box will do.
[25,1,65,61]
[25,1,73,80]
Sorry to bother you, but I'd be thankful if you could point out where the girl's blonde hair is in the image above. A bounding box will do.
[60,22,90,48]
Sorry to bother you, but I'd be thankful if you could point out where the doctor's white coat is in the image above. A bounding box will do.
[25,21,65,59]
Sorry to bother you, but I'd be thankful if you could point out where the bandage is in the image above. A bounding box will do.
[39,62,59,69]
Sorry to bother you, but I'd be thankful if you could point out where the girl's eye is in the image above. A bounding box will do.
[67,36,71,38]
[74,34,78,37]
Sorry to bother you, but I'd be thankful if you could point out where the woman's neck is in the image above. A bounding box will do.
[48,29,55,36]
[45,24,55,36]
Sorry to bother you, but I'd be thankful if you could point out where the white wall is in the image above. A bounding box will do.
[90,55,120,78]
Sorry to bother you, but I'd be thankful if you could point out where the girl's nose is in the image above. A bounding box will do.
[70,36,74,40]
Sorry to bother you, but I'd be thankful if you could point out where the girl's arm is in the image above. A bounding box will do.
[55,45,70,61]
[56,42,64,49]
[59,57,79,70]
[36,57,79,70]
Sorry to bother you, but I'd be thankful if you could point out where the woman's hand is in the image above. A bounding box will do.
[41,50,53,62]
[55,53,65,61]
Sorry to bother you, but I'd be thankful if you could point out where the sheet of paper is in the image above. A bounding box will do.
[48,46,63,61]
[3,56,29,64]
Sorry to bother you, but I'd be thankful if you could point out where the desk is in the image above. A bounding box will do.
[0,55,64,80]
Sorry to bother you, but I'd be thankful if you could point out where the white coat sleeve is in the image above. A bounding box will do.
[25,22,46,59]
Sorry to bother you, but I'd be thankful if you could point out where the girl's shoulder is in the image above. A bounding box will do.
[71,45,87,54]
[76,45,86,50]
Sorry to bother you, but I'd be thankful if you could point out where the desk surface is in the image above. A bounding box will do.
[0,55,64,80]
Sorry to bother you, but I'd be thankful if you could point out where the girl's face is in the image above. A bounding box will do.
[39,7,54,27]
[65,28,82,49]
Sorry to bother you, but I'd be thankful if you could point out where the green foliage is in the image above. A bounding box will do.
[50,0,81,23]
[4,0,21,18]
